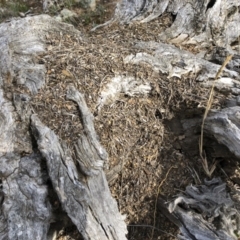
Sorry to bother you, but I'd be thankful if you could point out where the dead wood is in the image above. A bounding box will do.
[159,178,240,240]
[0,89,51,240]
[0,0,240,239]
[204,107,240,159]
[66,84,108,174]
[0,15,127,240]
[124,41,240,92]
[31,86,127,240]
[113,0,240,52]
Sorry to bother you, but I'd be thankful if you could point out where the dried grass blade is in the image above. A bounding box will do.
[199,55,233,176]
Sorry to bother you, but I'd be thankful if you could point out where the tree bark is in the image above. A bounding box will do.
[113,0,240,52]
[0,15,127,240]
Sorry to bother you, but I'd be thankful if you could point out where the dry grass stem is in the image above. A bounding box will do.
[199,55,233,177]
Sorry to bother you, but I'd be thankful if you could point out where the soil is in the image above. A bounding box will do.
[1,1,240,240]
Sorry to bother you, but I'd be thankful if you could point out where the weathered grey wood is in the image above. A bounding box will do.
[31,86,127,239]
[66,85,108,174]
[114,0,169,23]
[2,153,52,240]
[114,0,240,53]
[0,90,51,240]
[0,17,61,237]
[0,14,82,93]
[159,178,240,240]
[124,41,240,94]
[205,48,240,74]
[204,107,240,159]
[0,89,16,240]
[0,15,126,240]
[0,90,15,154]
[0,1,240,239]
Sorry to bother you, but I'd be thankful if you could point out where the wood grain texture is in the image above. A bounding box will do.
[205,107,240,158]
[114,0,240,53]
[159,178,240,240]
[31,86,127,240]
[0,15,126,240]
